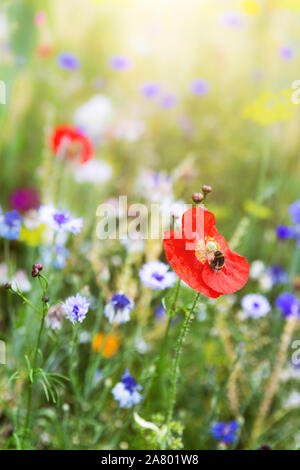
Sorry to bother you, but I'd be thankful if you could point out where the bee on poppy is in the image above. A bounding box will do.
[209,250,225,271]
[163,206,249,298]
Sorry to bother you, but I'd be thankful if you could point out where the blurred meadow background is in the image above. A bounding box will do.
[0,0,300,450]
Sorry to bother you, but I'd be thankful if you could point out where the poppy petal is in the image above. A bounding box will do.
[182,206,216,242]
[208,227,230,254]
[163,232,221,298]
[202,251,249,294]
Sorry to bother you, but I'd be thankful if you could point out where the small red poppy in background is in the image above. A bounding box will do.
[50,125,94,164]
[163,206,249,298]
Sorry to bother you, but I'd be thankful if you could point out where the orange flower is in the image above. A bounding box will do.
[92,333,120,358]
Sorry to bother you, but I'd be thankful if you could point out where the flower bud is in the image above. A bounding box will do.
[43,296,50,303]
[31,267,39,278]
[202,185,212,194]
[33,263,43,271]
[32,263,43,278]
[192,192,204,203]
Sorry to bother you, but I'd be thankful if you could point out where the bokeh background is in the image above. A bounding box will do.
[1,0,300,450]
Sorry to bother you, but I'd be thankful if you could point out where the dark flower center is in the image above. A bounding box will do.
[122,375,137,393]
[152,272,164,282]
[72,305,80,318]
[112,293,130,310]
[253,302,260,309]
[53,212,68,226]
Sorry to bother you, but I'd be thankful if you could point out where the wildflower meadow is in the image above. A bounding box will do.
[0,0,300,454]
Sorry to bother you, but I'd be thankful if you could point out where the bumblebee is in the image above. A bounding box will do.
[209,250,225,271]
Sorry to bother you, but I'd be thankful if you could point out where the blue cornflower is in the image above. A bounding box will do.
[276,292,300,318]
[241,294,271,319]
[109,54,133,71]
[63,293,90,324]
[56,52,80,70]
[112,369,142,408]
[139,261,176,290]
[104,292,134,324]
[266,265,288,285]
[276,225,294,241]
[0,210,23,240]
[190,79,210,96]
[53,245,70,269]
[140,82,161,99]
[289,200,300,226]
[211,421,239,444]
[155,304,166,321]
[39,205,83,234]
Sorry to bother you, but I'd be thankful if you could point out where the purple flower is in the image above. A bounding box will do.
[42,244,70,270]
[276,225,294,241]
[241,294,271,319]
[139,261,176,290]
[211,421,239,444]
[289,200,300,225]
[104,292,134,324]
[278,45,295,61]
[160,93,178,109]
[140,82,161,99]
[56,52,80,70]
[219,12,243,28]
[276,292,300,318]
[266,265,288,285]
[63,293,90,324]
[0,210,23,240]
[10,187,40,213]
[109,54,133,71]
[39,205,83,234]
[112,369,142,408]
[190,79,210,96]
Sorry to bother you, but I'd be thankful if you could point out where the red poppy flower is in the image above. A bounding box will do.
[163,206,249,298]
[50,125,94,164]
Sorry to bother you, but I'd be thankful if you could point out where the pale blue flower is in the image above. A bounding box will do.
[112,369,142,408]
[104,292,134,324]
[56,52,80,70]
[63,293,90,324]
[39,205,83,234]
[241,294,271,319]
[139,261,176,290]
[0,210,23,240]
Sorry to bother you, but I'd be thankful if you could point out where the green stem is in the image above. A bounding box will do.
[23,291,47,445]
[162,292,200,449]
[157,280,181,376]
[4,238,10,274]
